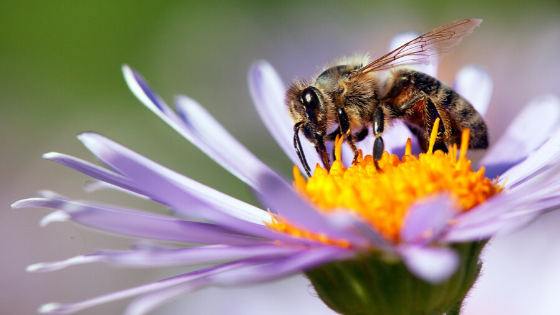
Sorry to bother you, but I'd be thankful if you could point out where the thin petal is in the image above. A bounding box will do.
[255,173,369,246]
[249,61,320,173]
[123,65,279,190]
[480,95,560,179]
[37,262,242,314]
[123,281,207,315]
[444,196,560,242]
[27,255,103,273]
[78,133,270,225]
[400,194,458,245]
[452,65,493,117]
[328,211,393,251]
[39,150,315,243]
[13,198,262,246]
[84,181,150,200]
[398,245,459,284]
[389,32,438,77]
[175,95,284,190]
[29,245,304,271]
[212,246,354,285]
[500,127,560,189]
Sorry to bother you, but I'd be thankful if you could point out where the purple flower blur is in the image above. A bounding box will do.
[13,31,560,315]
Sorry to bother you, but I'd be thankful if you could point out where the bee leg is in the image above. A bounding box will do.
[352,127,369,142]
[373,107,385,171]
[396,93,425,115]
[315,138,331,172]
[293,122,312,177]
[337,107,360,164]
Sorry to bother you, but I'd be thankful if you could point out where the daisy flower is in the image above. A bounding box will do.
[13,31,560,315]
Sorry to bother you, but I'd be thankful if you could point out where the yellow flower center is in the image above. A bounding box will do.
[267,119,503,246]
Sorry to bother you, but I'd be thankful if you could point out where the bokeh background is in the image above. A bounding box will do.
[2,1,560,314]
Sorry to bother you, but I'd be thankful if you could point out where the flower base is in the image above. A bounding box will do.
[306,242,485,315]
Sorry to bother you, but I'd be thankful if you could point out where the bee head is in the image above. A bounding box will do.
[286,84,328,145]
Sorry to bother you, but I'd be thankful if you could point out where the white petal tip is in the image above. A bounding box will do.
[42,152,61,160]
[41,211,70,226]
[11,198,44,209]
[26,263,46,272]
[38,303,64,314]
[175,94,197,109]
[10,200,26,209]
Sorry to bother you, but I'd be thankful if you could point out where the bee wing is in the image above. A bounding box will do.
[359,19,482,74]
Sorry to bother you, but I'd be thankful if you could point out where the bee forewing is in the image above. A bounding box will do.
[360,19,482,73]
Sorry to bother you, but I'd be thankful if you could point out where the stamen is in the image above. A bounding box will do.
[427,118,441,154]
[460,129,470,159]
[405,138,412,156]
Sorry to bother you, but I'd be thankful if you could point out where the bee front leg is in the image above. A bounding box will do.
[336,107,360,164]
[373,107,385,171]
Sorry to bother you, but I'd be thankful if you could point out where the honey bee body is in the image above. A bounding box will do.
[287,19,488,176]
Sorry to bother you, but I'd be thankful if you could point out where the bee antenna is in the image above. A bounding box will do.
[293,122,312,177]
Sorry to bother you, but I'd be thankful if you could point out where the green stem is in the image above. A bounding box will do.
[445,300,462,315]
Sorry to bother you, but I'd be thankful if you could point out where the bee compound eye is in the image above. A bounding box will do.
[301,87,320,109]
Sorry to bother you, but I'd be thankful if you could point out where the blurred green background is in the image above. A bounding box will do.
[2,1,560,314]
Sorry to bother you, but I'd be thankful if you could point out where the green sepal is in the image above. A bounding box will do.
[306,242,485,315]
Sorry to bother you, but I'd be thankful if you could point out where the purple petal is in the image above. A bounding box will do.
[43,148,314,244]
[398,245,459,284]
[480,95,560,179]
[211,246,354,285]
[123,65,279,191]
[29,245,305,271]
[383,121,422,157]
[13,198,262,246]
[249,61,320,174]
[444,195,560,242]
[255,173,370,246]
[175,95,284,190]
[328,211,393,251]
[443,214,538,243]
[65,133,300,239]
[43,152,138,193]
[500,127,560,189]
[37,262,242,314]
[389,32,438,77]
[400,194,459,245]
[452,65,493,117]
[84,181,150,200]
[77,133,269,223]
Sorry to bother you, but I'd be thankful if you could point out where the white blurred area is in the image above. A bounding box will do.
[2,1,560,315]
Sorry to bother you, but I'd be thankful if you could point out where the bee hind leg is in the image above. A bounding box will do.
[397,93,425,115]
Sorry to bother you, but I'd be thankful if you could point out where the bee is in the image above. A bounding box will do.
[287,19,488,176]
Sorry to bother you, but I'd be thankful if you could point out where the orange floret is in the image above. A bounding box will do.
[267,119,503,245]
